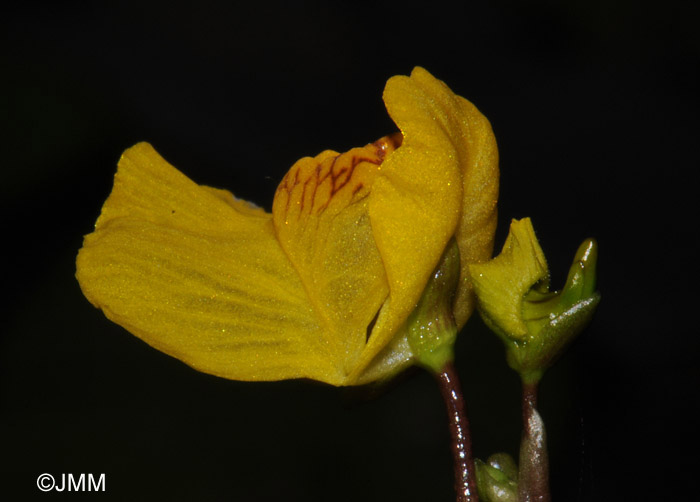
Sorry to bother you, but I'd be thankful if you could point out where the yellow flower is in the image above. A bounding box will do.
[76,67,499,385]
[469,218,600,383]
[469,218,550,341]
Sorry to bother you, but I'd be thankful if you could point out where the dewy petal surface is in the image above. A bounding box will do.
[450,99,499,328]
[77,68,500,386]
[272,136,399,377]
[351,67,498,380]
[76,143,345,384]
[401,68,499,329]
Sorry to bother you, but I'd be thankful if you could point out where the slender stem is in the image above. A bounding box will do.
[518,381,551,502]
[435,362,479,502]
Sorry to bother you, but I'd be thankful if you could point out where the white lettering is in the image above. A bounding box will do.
[68,473,85,491]
[88,473,106,492]
[54,473,66,492]
[37,473,106,492]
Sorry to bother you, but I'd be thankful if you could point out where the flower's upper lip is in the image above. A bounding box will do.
[350,67,499,382]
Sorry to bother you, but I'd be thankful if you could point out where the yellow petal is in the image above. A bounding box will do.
[469,218,549,339]
[451,97,500,328]
[351,67,490,380]
[76,143,345,384]
[272,136,400,377]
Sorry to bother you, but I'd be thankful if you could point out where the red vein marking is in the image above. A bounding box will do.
[276,135,400,219]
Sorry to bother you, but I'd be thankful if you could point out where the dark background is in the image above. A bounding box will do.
[2,1,698,500]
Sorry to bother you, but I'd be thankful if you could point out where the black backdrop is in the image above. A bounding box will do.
[3,1,698,500]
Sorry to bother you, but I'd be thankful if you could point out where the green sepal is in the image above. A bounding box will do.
[514,238,600,383]
[512,293,601,384]
[406,239,460,374]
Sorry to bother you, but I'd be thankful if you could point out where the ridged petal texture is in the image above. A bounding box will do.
[76,67,499,385]
[76,143,347,383]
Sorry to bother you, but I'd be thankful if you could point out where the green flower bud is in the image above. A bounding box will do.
[475,453,518,502]
[469,218,600,383]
